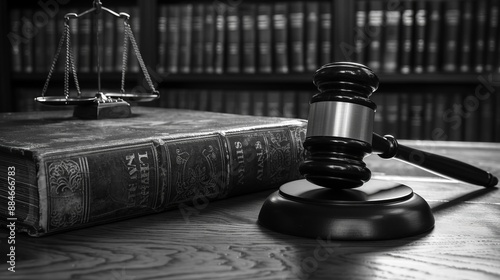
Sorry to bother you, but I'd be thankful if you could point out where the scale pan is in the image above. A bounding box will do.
[34,96,97,105]
[105,92,160,102]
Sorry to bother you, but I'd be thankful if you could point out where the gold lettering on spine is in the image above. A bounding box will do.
[125,151,150,207]
[234,142,245,185]
[255,141,265,181]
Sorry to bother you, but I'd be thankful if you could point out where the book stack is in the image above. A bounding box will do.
[155,1,333,75]
[355,0,500,74]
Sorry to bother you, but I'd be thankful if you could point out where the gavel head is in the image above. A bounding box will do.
[299,62,379,189]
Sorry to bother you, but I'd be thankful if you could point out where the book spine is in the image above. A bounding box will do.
[319,2,332,65]
[179,4,193,74]
[400,1,413,74]
[214,6,226,74]
[459,1,473,73]
[426,1,441,73]
[443,0,460,72]
[409,93,424,139]
[241,4,256,74]
[94,12,104,73]
[383,8,400,73]
[398,92,409,139]
[289,2,305,72]
[273,3,289,74]
[9,9,22,73]
[282,91,296,118]
[355,0,367,64]
[226,6,241,73]
[7,122,305,236]
[191,4,205,74]
[474,0,487,73]
[367,1,383,73]
[413,0,426,73]
[167,5,180,74]
[239,91,251,115]
[384,92,399,138]
[423,92,433,140]
[157,5,168,73]
[203,4,215,73]
[34,11,46,74]
[267,91,282,117]
[485,1,499,72]
[257,4,272,73]
[22,9,34,74]
[305,2,319,72]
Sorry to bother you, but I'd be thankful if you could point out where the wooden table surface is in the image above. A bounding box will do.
[1,141,499,280]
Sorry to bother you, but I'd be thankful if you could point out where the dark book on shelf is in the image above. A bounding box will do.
[273,3,289,74]
[382,6,400,73]
[400,1,414,74]
[354,0,367,64]
[305,2,319,72]
[425,0,441,73]
[367,1,383,72]
[226,5,241,73]
[319,1,332,65]
[241,4,257,73]
[191,4,205,74]
[459,1,473,73]
[289,2,305,72]
[257,3,272,73]
[473,0,487,73]
[0,107,306,236]
[485,1,499,72]
[413,0,426,73]
[443,0,460,72]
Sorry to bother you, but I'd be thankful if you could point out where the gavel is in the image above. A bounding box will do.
[300,62,498,189]
[258,62,498,240]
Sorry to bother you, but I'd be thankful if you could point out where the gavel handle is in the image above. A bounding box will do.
[371,133,498,188]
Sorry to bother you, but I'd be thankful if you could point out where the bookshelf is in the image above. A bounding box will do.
[1,0,500,141]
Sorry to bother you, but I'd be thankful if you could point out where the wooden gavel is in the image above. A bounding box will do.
[299,62,498,189]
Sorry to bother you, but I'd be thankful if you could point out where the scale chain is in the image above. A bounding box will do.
[125,22,157,93]
[41,23,67,97]
[120,20,129,94]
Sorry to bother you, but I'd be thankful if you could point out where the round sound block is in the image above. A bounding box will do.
[258,179,434,240]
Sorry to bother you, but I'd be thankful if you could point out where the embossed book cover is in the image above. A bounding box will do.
[0,107,306,236]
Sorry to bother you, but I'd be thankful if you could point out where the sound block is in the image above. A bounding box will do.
[73,100,131,119]
[258,179,434,240]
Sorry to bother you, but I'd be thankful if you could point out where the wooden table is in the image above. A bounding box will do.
[1,141,499,280]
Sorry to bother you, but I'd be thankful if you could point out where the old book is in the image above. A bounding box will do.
[179,4,193,74]
[367,1,383,72]
[0,107,306,236]
[382,7,400,73]
[273,2,289,74]
[257,3,272,73]
[241,4,257,74]
[226,5,241,73]
[399,1,413,74]
[443,0,460,72]
[289,2,305,72]
[191,4,205,73]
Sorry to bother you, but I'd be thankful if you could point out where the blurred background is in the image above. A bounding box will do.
[1,0,499,142]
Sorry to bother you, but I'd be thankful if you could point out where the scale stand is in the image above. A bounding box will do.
[35,0,160,119]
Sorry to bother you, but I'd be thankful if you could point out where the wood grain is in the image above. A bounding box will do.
[0,141,499,280]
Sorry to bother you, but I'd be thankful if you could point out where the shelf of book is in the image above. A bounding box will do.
[1,0,499,142]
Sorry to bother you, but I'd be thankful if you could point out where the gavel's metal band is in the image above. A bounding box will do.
[306,101,374,144]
